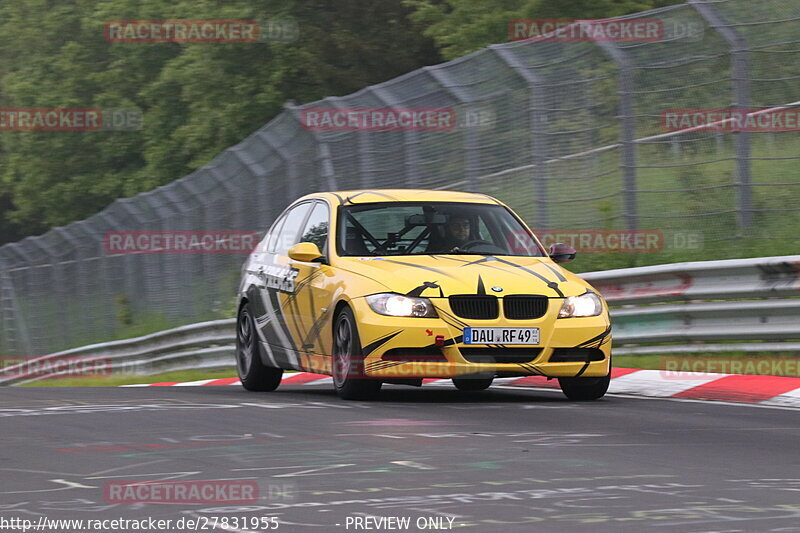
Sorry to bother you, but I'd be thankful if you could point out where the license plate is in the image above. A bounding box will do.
[463,327,540,345]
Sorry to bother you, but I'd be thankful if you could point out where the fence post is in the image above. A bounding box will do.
[490,46,549,228]
[356,131,375,189]
[0,246,36,355]
[0,259,33,356]
[260,129,299,202]
[690,0,751,230]
[318,143,338,190]
[592,37,638,230]
[369,86,422,188]
[285,104,339,192]
[426,66,477,190]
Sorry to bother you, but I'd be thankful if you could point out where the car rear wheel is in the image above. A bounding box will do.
[236,303,283,392]
[332,307,382,400]
[452,377,494,391]
[558,373,610,401]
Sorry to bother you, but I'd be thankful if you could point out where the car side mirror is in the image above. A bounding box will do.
[288,242,324,263]
[549,242,576,263]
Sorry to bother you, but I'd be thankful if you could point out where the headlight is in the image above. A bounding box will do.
[558,292,602,318]
[365,293,438,318]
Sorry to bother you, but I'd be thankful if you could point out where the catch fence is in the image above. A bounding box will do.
[1,0,798,355]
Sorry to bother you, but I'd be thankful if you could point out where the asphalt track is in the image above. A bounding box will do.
[1,383,799,533]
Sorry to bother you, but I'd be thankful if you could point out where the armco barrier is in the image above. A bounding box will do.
[2,255,798,385]
[0,320,235,386]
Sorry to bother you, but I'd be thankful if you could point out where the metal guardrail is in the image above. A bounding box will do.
[2,255,798,385]
[583,255,800,355]
[0,320,235,386]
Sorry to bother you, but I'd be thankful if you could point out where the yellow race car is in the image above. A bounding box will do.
[235,189,611,400]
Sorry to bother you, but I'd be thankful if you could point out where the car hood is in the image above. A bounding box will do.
[335,254,590,299]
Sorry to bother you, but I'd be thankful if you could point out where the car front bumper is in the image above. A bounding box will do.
[350,297,611,379]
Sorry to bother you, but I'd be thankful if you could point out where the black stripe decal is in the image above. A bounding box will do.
[492,256,564,297]
[366,361,405,372]
[542,262,567,282]
[362,330,403,356]
[436,256,472,263]
[476,275,486,295]
[433,305,470,330]
[575,360,592,377]
[283,268,327,351]
[406,281,440,297]
[421,334,463,349]
[519,363,542,375]
[280,291,307,355]
[575,326,612,349]
[345,191,397,203]
[460,256,494,267]
[263,288,299,368]
[301,306,332,354]
[573,326,612,377]
[380,258,457,279]
[458,255,530,275]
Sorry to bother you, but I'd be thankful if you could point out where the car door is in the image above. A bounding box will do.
[288,201,336,372]
[250,201,313,370]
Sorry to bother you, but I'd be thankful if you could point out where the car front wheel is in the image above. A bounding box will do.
[558,373,610,401]
[332,306,381,400]
[452,377,494,391]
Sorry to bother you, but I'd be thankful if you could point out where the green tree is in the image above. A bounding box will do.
[0,0,439,243]
[405,0,683,60]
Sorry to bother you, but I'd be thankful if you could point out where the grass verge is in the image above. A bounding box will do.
[20,368,239,387]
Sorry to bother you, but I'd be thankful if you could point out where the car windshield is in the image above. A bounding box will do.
[338,202,546,257]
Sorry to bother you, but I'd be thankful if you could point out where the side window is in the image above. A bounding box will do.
[275,203,313,255]
[266,214,287,253]
[299,202,330,254]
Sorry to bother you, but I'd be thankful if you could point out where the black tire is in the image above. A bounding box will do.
[236,303,283,392]
[332,307,382,400]
[452,377,494,391]
[558,373,610,401]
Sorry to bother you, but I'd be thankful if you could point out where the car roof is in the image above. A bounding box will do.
[297,189,504,206]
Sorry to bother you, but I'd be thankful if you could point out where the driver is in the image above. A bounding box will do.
[439,214,471,252]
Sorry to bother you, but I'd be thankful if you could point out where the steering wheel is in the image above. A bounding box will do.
[457,239,495,250]
[449,239,508,254]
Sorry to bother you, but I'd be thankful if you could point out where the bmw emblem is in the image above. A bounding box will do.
[491,286,503,293]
